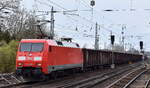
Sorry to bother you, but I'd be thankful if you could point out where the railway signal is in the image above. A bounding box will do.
[139,41,145,67]
[110,34,115,69]
[90,0,95,31]
[140,41,143,51]
[111,35,115,45]
[139,41,144,54]
[90,0,95,7]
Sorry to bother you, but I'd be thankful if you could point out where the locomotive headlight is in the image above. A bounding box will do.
[37,63,42,66]
[18,63,23,66]
[18,56,26,60]
[34,57,42,61]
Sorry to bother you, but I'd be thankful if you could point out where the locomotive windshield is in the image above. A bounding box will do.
[20,43,44,52]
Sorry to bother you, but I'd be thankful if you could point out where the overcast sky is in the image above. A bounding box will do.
[21,0,150,51]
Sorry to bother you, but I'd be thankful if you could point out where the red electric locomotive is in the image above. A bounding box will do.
[16,39,83,79]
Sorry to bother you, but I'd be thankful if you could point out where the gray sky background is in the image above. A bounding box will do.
[21,0,150,51]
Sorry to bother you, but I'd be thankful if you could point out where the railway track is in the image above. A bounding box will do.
[124,68,150,88]
[105,67,148,88]
[2,62,144,88]
[0,73,25,88]
[51,63,144,88]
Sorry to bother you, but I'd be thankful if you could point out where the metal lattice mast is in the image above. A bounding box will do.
[94,22,99,50]
[50,7,55,39]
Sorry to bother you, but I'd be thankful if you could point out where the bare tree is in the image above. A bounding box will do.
[0,0,20,31]
[0,0,47,41]
[6,9,46,40]
[6,9,31,39]
[0,0,20,11]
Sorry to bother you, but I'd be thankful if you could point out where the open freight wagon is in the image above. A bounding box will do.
[82,49,142,68]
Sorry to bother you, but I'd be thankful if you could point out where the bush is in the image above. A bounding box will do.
[0,40,18,73]
[0,30,12,43]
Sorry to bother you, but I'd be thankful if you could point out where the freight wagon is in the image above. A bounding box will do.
[82,49,142,68]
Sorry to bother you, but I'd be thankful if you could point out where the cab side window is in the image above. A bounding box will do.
[56,41,63,46]
[49,46,51,52]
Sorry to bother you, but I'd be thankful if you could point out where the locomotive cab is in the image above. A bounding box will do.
[16,39,49,77]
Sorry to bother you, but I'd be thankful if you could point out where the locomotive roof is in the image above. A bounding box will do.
[20,39,79,48]
[21,39,48,42]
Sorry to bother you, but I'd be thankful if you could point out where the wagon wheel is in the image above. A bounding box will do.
[51,72,57,80]
[41,74,49,81]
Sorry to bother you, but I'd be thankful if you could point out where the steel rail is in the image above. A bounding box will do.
[105,67,146,88]
[123,69,148,88]
[56,63,143,88]
[145,77,150,88]
[0,73,25,88]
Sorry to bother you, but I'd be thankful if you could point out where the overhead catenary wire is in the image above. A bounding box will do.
[36,0,79,22]
[45,0,120,35]
[36,0,121,41]
[36,0,91,31]
[75,0,150,39]
[36,0,52,8]
[33,0,136,50]
[78,0,117,25]
[55,23,110,40]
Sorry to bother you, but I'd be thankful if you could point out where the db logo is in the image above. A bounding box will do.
[29,53,32,56]
[27,57,32,60]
